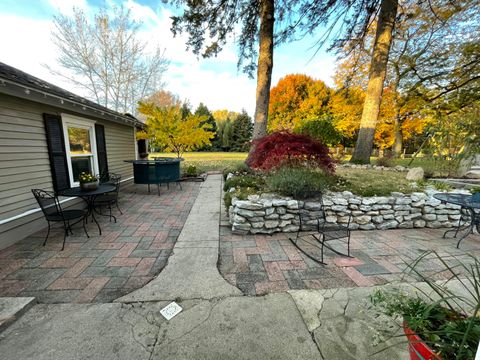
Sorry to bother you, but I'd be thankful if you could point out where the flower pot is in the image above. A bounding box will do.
[403,323,443,360]
[80,180,99,191]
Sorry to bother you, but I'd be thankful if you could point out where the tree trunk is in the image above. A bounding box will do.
[252,0,274,140]
[350,0,398,164]
[392,114,403,157]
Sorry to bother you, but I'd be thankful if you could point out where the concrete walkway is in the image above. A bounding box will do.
[0,174,414,359]
[117,174,241,301]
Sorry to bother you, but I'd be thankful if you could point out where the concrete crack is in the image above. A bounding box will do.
[343,297,350,317]
[118,304,165,359]
[156,298,222,348]
[118,309,159,358]
[147,328,162,360]
[310,332,325,360]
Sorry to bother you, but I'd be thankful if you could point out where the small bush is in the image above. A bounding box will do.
[222,162,254,179]
[246,132,335,173]
[184,164,198,177]
[375,156,393,168]
[223,175,264,192]
[224,187,259,209]
[295,116,343,147]
[265,167,335,199]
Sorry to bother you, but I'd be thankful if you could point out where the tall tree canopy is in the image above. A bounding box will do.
[168,0,296,140]
[268,74,331,132]
[335,0,480,157]
[49,5,168,114]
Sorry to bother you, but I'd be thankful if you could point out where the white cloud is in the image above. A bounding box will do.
[133,6,255,113]
[0,14,69,88]
[47,0,88,15]
[124,0,159,24]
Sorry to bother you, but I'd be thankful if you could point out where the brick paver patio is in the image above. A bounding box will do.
[0,181,200,303]
[219,225,480,296]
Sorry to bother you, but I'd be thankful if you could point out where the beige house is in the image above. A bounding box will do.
[0,62,140,249]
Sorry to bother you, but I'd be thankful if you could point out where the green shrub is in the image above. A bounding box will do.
[223,175,265,192]
[224,187,259,209]
[427,180,452,191]
[222,162,254,179]
[294,116,343,147]
[184,164,198,177]
[265,167,335,199]
[375,156,393,168]
[371,251,480,360]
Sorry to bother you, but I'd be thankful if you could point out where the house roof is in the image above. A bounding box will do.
[0,62,141,127]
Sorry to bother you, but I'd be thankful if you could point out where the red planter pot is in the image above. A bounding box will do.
[403,323,443,360]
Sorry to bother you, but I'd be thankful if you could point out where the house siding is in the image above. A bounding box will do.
[0,93,135,249]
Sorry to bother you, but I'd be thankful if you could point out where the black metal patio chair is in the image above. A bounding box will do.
[289,197,352,265]
[31,189,89,250]
[94,173,123,222]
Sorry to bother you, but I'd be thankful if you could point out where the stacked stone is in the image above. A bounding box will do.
[339,163,408,171]
[229,190,466,235]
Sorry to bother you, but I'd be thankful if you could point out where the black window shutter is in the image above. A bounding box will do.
[43,113,70,192]
[95,124,109,181]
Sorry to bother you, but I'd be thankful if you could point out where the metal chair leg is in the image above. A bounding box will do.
[109,204,117,223]
[347,233,351,257]
[62,231,67,251]
[320,234,325,264]
[83,216,89,238]
[116,202,123,215]
[68,221,74,235]
[61,223,68,251]
[43,222,51,246]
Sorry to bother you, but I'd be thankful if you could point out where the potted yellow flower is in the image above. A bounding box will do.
[79,172,98,191]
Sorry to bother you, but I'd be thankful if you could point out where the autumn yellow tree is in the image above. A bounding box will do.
[268,74,331,132]
[138,102,214,158]
[329,88,365,143]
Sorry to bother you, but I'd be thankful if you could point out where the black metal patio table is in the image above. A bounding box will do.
[60,184,116,235]
[433,192,480,248]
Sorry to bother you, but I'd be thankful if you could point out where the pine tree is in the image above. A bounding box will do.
[194,103,217,151]
[231,110,254,152]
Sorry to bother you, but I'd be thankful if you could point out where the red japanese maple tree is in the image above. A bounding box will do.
[246,132,335,173]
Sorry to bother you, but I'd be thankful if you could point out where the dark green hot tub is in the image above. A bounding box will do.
[124,158,182,195]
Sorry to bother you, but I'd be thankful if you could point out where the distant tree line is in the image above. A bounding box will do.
[139,90,253,153]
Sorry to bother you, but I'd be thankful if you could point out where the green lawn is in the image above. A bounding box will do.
[341,156,458,178]
[149,152,248,172]
[334,168,423,196]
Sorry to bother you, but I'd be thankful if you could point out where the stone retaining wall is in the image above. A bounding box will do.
[228,190,467,235]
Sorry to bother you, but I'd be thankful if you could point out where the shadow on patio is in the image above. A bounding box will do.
[0,181,201,303]
[219,226,480,296]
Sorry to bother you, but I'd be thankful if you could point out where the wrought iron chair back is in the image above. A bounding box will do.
[31,188,89,250]
[31,189,63,220]
[290,194,353,265]
[94,172,123,221]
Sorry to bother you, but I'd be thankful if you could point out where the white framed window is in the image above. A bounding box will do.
[62,114,99,187]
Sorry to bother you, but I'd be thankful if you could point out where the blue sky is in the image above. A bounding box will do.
[0,0,336,115]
